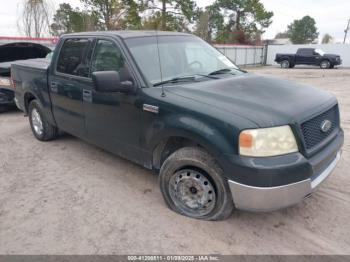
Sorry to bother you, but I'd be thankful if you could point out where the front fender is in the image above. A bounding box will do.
[145,113,235,157]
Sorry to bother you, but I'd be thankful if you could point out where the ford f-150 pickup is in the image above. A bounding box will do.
[11,31,343,220]
[275,48,342,69]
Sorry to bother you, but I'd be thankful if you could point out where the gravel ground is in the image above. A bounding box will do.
[0,66,349,255]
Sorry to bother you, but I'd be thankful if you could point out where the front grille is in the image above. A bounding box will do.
[301,105,339,150]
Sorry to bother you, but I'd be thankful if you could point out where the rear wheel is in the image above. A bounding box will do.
[28,100,57,141]
[159,147,234,220]
[320,60,330,69]
[280,60,290,69]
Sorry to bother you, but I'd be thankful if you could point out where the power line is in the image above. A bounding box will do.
[344,19,350,44]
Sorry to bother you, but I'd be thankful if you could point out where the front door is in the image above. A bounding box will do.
[84,38,143,164]
[49,37,93,137]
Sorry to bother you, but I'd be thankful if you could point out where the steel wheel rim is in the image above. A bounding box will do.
[31,108,43,136]
[169,169,216,217]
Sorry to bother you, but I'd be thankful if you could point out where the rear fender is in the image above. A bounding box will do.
[23,90,56,126]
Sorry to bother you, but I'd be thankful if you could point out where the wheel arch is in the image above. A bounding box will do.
[320,58,331,64]
[149,119,234,171]
[23,91,56,127]
[24,91,39,114]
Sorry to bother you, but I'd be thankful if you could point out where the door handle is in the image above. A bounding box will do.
[50,81,58,92]
[83,89,92,102]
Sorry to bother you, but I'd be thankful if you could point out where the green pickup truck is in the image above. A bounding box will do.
[11,31,343,220]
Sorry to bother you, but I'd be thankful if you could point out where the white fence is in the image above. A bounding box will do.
[266,44,350,67]
[215,45,266,66]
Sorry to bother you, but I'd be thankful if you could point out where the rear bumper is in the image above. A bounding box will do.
[228,151,341,212]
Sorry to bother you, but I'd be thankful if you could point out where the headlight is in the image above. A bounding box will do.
[239,125,298,157]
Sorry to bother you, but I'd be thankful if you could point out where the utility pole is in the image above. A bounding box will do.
[344,19,350,44]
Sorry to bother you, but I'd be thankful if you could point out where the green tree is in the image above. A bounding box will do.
[80,0,145,30]
[287,16,319,44]
[212,0,273,44]
[145,0,197,31]
[194,5,224,42]
[322,33,333,44]
[51,3,102,36]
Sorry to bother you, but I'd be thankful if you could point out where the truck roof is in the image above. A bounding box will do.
[61,30,192,39]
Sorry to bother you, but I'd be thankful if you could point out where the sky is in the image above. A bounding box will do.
[0,0,349,43]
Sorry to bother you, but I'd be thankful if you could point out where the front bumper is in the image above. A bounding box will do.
[334,59,342,66]
[228,151,341,212]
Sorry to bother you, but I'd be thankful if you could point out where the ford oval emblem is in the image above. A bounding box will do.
[320,120,332,133]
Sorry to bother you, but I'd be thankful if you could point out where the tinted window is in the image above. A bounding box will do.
[56,38,92,77]
[91,40,124,73]
[298,49,313,56]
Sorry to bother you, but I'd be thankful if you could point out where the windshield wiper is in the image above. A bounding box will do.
[208,68,235,75]
[153,74,218,87]
[153,76,197,87]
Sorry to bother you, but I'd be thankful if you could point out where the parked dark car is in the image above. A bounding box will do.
[11,31,343,220]
[0,42,51,111]
[275,48,342,69]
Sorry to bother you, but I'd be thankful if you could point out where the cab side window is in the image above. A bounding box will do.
[56,38,92,77]
[91,39,133,82]
[91,40,124,73]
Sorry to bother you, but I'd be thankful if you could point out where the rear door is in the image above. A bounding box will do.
[296,49,315,65]
[49,37,93,137]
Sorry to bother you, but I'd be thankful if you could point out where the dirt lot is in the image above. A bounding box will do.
[0,66,349,255]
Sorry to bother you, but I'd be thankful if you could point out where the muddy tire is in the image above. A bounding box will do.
[28,100,57,141]
[159,147,234,220]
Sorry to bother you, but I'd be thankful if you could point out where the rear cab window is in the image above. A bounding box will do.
[297,49,314,56]
[56,38,92,77]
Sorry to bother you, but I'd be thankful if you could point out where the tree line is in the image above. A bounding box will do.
[18,0,324,45]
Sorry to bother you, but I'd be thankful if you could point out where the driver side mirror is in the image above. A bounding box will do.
[92,71,134,94]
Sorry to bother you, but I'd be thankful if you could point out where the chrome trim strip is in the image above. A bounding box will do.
[311,151,341,190]
[143,104,159,114]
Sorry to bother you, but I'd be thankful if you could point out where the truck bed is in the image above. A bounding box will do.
[11,58,51,113]
[11,58,51,71]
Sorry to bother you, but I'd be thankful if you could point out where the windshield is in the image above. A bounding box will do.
[315,49,326,56]
[125,35,242,85]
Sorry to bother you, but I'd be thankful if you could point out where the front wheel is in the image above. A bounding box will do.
[159,147,234,220]
[320,60,330,69]
[28,100,58,141]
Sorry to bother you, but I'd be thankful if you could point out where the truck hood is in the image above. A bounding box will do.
[166,74,336,127]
